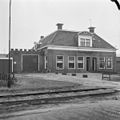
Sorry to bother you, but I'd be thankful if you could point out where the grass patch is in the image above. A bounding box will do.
[0,74,81,92]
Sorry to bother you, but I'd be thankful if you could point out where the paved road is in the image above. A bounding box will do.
[3,100,120,120]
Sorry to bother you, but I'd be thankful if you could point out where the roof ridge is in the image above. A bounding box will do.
[40,30,57,42]
[47,31,58,44]
[57,29,80,33]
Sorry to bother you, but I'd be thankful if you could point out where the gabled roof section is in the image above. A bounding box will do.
[92,33,116,49]
[39,31,57,48]
[51,30,78,46]
[38,29,116,50]
[78,31,92,36]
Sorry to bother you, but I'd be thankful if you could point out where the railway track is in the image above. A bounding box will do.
[0,87,117,104]
[0,86,118,116]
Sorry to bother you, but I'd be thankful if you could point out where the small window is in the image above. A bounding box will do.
[80,38,91,47]
[80,38,85,47]
[56,55,64,69]
[77,56,84,69]
[99,57,105,69]
[68,56,75,69]
[106,57,112,69]
[86,39,90,47]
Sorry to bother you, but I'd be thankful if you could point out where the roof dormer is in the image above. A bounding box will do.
[78,31,92,47]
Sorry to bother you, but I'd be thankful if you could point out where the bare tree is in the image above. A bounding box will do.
[111,0,120,10]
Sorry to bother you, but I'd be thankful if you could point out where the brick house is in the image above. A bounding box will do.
[33,23,116,73]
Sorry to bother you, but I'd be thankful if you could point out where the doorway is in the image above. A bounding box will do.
[92,57,97,72]
[23,55,38,72]
[86,57,91,71]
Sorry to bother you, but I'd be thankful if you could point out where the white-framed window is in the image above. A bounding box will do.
[68,56,75,69]
[80,38,85,47]
[78,35,92,47]
[56,55,64,69]
[99,57,105,69]
[44,56,47,69]
[106,57,112,69]
[77,56,84,69]
[80,38,91,47]
[86,39,90,47]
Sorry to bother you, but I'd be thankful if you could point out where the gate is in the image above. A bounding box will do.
[22,55,38,72]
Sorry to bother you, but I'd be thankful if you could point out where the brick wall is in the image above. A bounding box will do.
[46,49,116,73]
[10,49,42,73]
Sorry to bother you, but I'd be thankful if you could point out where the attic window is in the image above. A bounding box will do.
[78,35,92,47]
[80,38,90,47]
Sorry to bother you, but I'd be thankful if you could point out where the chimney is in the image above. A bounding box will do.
[56,23,63,30]
[88,27,95,33]
[40,36,44,39]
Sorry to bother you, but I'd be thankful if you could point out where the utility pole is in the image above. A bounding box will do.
[8,0,12,88]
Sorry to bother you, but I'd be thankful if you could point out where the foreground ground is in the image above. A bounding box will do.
[3,100,120,120]
[0,73,120,120]
[10,73,120,89]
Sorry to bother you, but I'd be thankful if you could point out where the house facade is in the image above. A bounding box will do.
[33,23,117,73]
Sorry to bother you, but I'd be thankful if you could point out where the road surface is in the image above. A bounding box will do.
[2,100,120,120]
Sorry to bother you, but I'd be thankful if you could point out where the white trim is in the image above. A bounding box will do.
[68,56,75,69]
[78,35,92,47]
[56,55,64,70]
[37,45,48,50]
[44,56,47,69]
[21,54,39,71]
[45,45,116,53]
[38,55,40,71]
[77,56,84,69]
[0,57,12,59]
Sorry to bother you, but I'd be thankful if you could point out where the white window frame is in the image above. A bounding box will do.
[77,56,84,69]
[68,56,75,69]
[44,56,47,69]
[106,57,112,69]
[78,35,92,47]
[86,39,91,47]
[56,55,64,70]
[99,57,105,69]
[80,38,86,47]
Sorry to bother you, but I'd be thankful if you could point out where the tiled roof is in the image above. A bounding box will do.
[38,29,116,50]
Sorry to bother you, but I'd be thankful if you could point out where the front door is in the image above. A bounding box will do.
[86,57,91,71]
[92,57,97,72]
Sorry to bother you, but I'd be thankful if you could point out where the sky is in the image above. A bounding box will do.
[0,0,120,56]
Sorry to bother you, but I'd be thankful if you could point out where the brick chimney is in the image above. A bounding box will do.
[88,27,95,33]
[40,36,44,39]
[56,23,63,30]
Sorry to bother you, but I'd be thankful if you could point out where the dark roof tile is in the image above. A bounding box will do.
[38,29,116,50]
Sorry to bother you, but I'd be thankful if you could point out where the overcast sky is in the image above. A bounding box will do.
[0,0,120,56]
